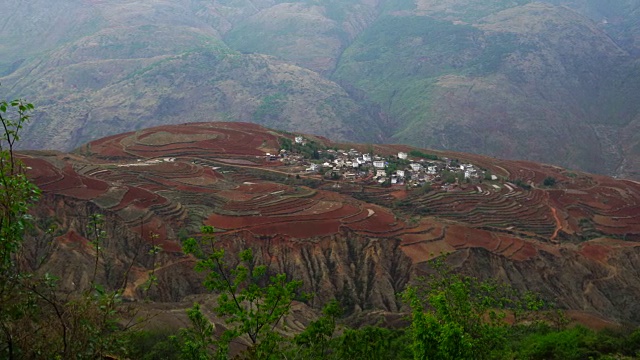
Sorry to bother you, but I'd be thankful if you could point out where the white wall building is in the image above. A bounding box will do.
[373,160,386,168]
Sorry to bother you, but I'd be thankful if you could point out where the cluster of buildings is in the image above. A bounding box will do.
[270,137,490,189]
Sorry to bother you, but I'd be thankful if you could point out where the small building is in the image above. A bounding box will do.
[396,170,405,178]
[295,136,304,144]
[376,169,387,178]
[410,163,422,172]
[398,152,408,160]
[306,164,321,172]
[491,175,498,181]
[362,153,372,162]
[373,160,386,168]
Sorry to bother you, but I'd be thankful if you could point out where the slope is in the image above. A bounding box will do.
[332,2,640,176]
[20,122,640,324]
[0,0,384,151]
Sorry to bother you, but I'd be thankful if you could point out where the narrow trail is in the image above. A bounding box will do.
[543,191,562,242]
[123,257,193,298]
[550,206,561,242]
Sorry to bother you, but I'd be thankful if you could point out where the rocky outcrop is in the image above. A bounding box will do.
[444,245,640,324]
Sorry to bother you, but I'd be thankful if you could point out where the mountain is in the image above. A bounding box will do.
[2,0,640,179]
[0,0,384,150]
[332,2,640,177]
[21,122,640,324]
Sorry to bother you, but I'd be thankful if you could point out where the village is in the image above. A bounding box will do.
[266,136,497,190]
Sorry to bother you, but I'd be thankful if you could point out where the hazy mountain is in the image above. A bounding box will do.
[1,0,383,150]
[1,0,639,178]
[332,1,640,176]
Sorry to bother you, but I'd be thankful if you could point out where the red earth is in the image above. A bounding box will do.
[22,123,640,325]
[25,122,640,262]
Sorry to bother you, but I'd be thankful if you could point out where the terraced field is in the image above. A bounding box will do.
[22,123,640,311]
[29,123,640,252]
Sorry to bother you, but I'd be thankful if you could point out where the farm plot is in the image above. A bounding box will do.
[258,198,317,216]
[345,205,405,235]
[28,161,111,200]
[23,157,64,186]
[88,123,282,160]
[411,187,555,238]
[247,219,341,238]
[85,132,136,159]
[111,185,168,211]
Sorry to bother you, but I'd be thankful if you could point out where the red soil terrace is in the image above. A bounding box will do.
[24,122,640,266]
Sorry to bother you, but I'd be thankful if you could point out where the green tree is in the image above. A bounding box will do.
[174,303,219,360]
[334,326,411,360]
[182,226,304,359]
[0,96,41,359]
[0,97,39,275]
[0,96,140,359]
[402,257,546,360]
[543,177,557,187]
[293,300,342,359]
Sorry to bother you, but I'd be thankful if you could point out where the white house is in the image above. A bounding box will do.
[295,136,304,144]
[373,160,386,168]
[398,152,408,160]
[427,166,438,174]
[306,164,321,172]
[396,170,405,178]
[362,153,372,162]
[376,169,386,177]
[410,163,422,172]
[491,174,498,181]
